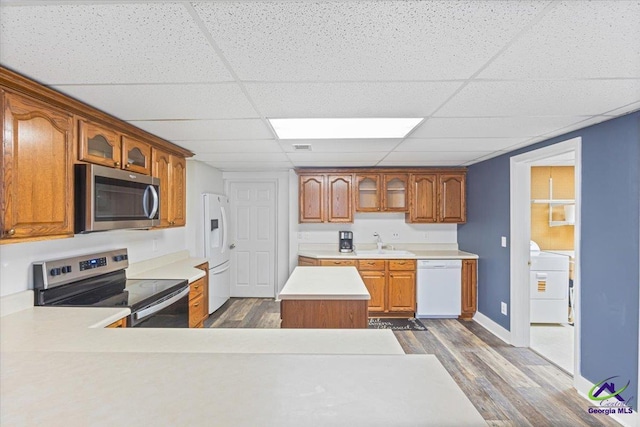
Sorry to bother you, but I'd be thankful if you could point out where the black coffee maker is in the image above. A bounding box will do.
[339,231,354,253]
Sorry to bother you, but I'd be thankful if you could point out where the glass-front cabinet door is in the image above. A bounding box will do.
[355,174,381,212]
[78,119,122,168]
[383,174,408,212]
[121,135,152,175]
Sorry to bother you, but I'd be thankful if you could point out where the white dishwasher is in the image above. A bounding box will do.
[416,259,462,318]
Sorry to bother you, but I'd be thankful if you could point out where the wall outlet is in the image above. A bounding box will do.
[501,302,508,315]
[391,232,400,240]
[501,236,507,247]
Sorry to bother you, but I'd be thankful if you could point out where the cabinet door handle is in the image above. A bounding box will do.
[114,161,120,167]
[7,229,15,236]
[124,163,131,169]
[193,303,200,307]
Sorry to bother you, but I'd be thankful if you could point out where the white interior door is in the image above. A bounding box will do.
[229,181,276,298]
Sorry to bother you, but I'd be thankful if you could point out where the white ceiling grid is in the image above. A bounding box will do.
[0,0,638,171]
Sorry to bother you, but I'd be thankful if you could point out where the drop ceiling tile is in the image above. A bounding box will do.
[194,152,290,162]
[278,139,402,153]
[246,82,460,117]
[293,161,380,168]
[383,151,491,163]
[204,161,294,171]
[0,3,232,84]
[377,159,469,167]
[129,119,273,142]
[286,152,387,163]
[193,1,547,81]
[479,1,640,79]
[179,140,282,154]
[52,84,258,120]
[411,117,588,138]
[436,80,640,117]
[604,101,640,116]
[538,116,616,137]
[397,138,527,152]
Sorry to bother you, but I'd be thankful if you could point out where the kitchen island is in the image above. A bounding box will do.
[279,266,370,328]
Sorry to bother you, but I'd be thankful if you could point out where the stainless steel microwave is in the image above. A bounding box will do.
[75,164,160,233]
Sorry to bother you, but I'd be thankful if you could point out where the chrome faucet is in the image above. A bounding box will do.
[373,232,383,251]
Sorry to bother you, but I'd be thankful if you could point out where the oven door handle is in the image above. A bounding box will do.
[134,286,190,321]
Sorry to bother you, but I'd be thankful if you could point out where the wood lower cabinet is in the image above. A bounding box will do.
[1,90,74,242]
[358,270,386,312]
[189,276,207,328]
[460,259,478,320]
[152,148,186,227]
[319,259,356,267]
[298,256,319,266]
[105,317,127,328]
[194,262,210,324]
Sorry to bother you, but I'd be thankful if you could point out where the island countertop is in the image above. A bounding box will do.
[279,266,370,300]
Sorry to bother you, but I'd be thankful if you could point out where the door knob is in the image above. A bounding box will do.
[229,243,236,249]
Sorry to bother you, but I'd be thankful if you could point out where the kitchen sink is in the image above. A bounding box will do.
[355,250,415,257]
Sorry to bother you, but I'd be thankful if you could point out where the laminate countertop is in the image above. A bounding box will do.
[1,291,486,426]
[298,249,479,260]
[279,266,370,300]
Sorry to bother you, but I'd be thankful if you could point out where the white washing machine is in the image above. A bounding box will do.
[530,242,570,323]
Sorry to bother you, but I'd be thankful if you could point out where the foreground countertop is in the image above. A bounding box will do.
[299,249,479,260]
[279,267,370,300]
[2,351,486,427]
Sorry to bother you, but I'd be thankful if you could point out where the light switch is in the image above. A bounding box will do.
[501,236,507,247]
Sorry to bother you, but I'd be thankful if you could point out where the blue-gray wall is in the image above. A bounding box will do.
[458,111,640,407]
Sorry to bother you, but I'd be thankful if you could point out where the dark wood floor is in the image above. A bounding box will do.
[205,298,620,427]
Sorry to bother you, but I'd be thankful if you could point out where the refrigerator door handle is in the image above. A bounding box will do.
[211,263,231,275]
[220,204,228,255]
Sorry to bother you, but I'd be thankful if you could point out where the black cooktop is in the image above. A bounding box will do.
[37,270,188,311]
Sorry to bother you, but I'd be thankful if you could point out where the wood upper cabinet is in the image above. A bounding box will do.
[152,148,186,227]
[460,259,477,320]
[299,175,325,223]
[408,174,437,223]
[299,174,352,223]
[1,90,74,242]
[78,119,122,168]
[383,174,408,212]
[408,172,466,223]
[439,173,466,223]
[121,135,152,175]
[355,173,408,213]
[79,121,153,176]
[327,174,352,222]
[355,174,381,212]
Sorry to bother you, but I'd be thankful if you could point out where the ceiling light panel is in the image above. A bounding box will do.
[192,1,547,81]
[245,82,462,117]
[270,118,422,139]
[129,119,273,141]
[479,1,640,79]
[437,80,640,117]
[0,3,232,84]
[52,83,258,121]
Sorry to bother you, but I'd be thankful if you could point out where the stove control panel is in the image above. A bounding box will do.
[33,248,129,289]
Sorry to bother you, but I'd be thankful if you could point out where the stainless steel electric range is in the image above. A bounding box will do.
[33,249,190,327]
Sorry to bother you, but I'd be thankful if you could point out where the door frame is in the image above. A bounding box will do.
[226,178,279,298]
[509,137,581,379]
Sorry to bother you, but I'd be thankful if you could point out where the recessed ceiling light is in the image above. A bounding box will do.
[269,118,423,139]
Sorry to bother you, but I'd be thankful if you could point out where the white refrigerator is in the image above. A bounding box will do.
[202,193,231,314]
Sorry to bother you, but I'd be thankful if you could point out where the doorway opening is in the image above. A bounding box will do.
[509,137,581,381]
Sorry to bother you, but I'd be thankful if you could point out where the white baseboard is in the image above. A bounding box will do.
[472,311,511,344]
[575,374,638,427]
